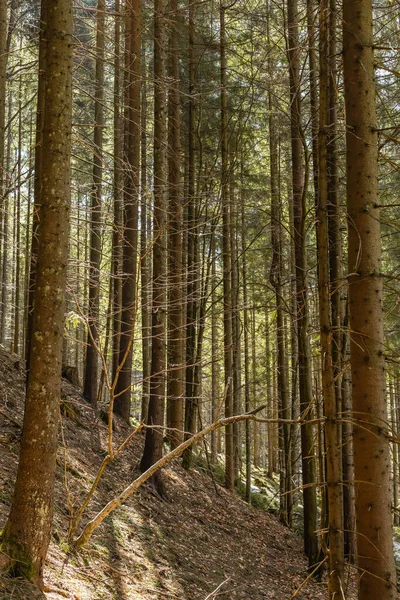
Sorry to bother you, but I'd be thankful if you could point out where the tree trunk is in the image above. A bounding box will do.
[220,4,234,490]
[166,0,184,447]
[140,0,167,494]
[287,0,318,566]
[343,0,397,596]
[140,48,151,423]
[317,1,344,592]
[182,0,197,470]
[1,0,73,583]
[25,0,45,369]
[114,0,141,420]
[0,0,7,331]
[83,0,105,408]
[111,0,122,388]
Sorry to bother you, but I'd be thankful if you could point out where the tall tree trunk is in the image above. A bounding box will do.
[343,0,397,596]
[220,3,234,490]
[287,0,318,567]
[111,0,122,387]
[241,150,251,502]
[182,0,197,470]
[166,0,184,447]
[13,72,22,355]
[140,48,151,423]
[140,0,167,494]
[83,0,105,408]
[0,0,7,328]
[0,92,11,344]
[269,102,292,526]
[211,232,218,462]
[317,1,344,592]
[1,0,73,583]
[114,0,141,420]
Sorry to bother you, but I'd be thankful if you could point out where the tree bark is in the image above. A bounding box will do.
[182,0,197,470]
[83,0,105,408]
[317,1,344,592]
[166,0,184,447]
[287,0,318,566]
[114,0,141,421]
[343,0,397,596]
[140,0,167,494]
[220,3,234,490]
[1,0,73,584]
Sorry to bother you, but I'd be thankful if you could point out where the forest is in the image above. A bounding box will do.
[0,0,399,598]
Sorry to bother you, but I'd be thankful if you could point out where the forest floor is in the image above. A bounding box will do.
[0,348,356,600]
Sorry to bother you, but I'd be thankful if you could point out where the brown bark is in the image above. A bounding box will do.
[317,1,344,592]
[114,0,141,421]
[140,50,150,423]
[83,0,105,408]
[268,103,292,526]
[111,0,123,387]
[241,151,251,502]
[26,0,46,368]
[287,0,318,566]
[140,0,167,493]
[343,0,397,596]
[220,4,234,490]
[1,0,73,584]
[182,0,197,470]
[0,0,7,326]
[166,0,184,447]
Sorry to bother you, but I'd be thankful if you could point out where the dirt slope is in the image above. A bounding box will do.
[0,347,335,599]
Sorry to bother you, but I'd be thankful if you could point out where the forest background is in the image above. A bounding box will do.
[0,0,400,599]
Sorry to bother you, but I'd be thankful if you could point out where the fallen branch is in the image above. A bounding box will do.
[68,422,144,540]
[204,577,231,599]
[74,406,314,548]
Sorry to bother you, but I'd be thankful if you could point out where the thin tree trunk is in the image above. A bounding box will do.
[114,0,141,420]
[13,71,22,355]
[83,0,105,409]
[182,0,197,470]
[140,0,167,495]
[317,1,344,592]
[220,3,234,490]
[211,232,218,462]
[269,101,292,526]
[140,49,150,423]
[111,0,122,387]
[241,150,251,502]
[26,0,45,369]
[0,92,11,344]
[0,0,7,331]
[166,0,184,447]
[287,0,318,566]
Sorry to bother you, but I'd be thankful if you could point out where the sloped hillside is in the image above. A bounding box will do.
[0,348,338,599]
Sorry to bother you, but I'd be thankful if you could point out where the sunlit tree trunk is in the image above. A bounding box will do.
[26,0,45,369]
[140,49,151,423]
[343,0,397,596]
[1,0,73,583]
[182,0,197,470]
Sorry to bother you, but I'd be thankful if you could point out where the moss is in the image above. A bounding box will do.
[0,535,38,583]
